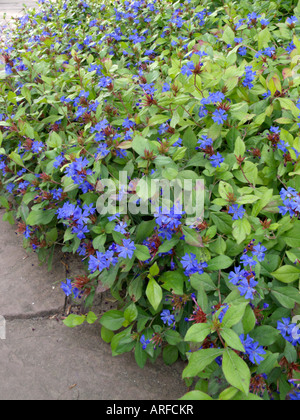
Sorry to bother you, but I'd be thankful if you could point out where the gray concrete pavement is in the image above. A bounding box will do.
[1,319,186,400]
[0,210,66,319]
[0,207,186,400]
[0,1,37,20]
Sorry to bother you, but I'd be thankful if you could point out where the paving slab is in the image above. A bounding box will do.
[0,318,187,400]
[0,0,37,25]
[0,210,67,318]
[0,212,187,400]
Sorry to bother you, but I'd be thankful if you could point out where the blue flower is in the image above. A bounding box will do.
[116,239,136,259]
[277,317,300,345]
[122,117,136,129]
[6,183,15,193]
[162,83,171,92]
[31,141,44,153]
[242,66,256,89]
[228,266,247,285]
[260,19,270,27]
[209,152,224,168]
[252,243,267,262]
[238,278,258,300]
[181,62,195,77]
[262,90,271,99]
[72,223,90,240]
[228,204,245,220]
[181,253,208,277]
[95,143,109,159]
[247,12,260,24]
[212,109,228,125]
[240,254,257,267]
[88,251,110,274]
[287,16,298,26]
[53,153,65,168]
[218,305,229,323]
[197,135,213,149]
[114,221,128,234]
[61,279,79,298]
[161,309,175,326]
[24,226,32,239]
[238,46,247,56]
[240,334,266,365]
[140,334,151,350]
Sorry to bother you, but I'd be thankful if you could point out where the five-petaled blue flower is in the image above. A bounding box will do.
[161,310,175,326]
[228,204,245,220]
[212,109,228,125]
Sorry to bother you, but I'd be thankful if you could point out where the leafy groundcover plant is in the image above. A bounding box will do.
[1,0,300,400]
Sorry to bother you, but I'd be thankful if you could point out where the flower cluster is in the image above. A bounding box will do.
[181,253,208,278]
[278,188,300,218]
[154,204,184,240]
[228,241,267,300]
[277,318,300,346]
[196,135,224,168]
[240,334,266,365]
[242,65,256,89]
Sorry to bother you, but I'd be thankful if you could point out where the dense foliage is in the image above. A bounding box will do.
[1,0,300,400]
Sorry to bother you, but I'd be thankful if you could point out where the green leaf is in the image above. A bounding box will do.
[182,226,203,247]
[232,218,251,244]
[63,314,86,328]
[222,26,235,45]
[182,348,224,378]
[206,255,233,271]
[222,349,250,395]
[283,223,300,247]
[9,152,24,167]
[271,286,300,309]
[149,262,160,277]
[221,303,248,328]
[148,114,170,126]
[135,219,156,243]
[284,340,298,363]
[146,277,162,310]
[135,341,148,368]
[179,391,213,401]
[26,209,56,226]
[271,265,300,284]
[242,305,256,334]
[219,387,239,401]
[132,134,152,155]
[99,262,120,287]
[0,196,9,210]
[157,237,179,253]
[47,131,63,148]
[163,345,178,365]
[134,244,151,261]
[250,326,280,346]
[164,329,182,346]
[124,303,138,323]
[218,181,234,200]
[220,328,245,352]
[211,212,233,235]
[100,325,115,343]
[184,322,212,343]
[99,310,125,331]
[111,327,134,356]
[86,311,98,324]
[256,353,280,375]
[190,273,216,292]
[159,270,185,295]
